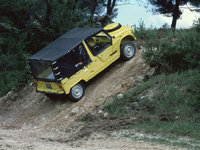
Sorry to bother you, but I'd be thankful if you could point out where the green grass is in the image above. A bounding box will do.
[143,136,200,150]
[125,133,200,149]
[133,121,200,139]
[104,69,200,140]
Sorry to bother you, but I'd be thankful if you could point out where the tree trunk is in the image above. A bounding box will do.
[171,15,177,28]
[45,0,51,26]
[106,0,116,16]
[101,0,116,25]
[91,0,97,18]
[171,0,180,28]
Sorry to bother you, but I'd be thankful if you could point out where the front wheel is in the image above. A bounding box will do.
[121,41,136,60]
[69,82,85,101]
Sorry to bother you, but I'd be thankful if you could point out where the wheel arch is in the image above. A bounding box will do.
[70,79,86,90]
[62,78,87,95]
[120,35,136,46]
[79,79,86,86]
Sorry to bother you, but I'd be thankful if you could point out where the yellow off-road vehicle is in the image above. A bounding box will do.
[28,23,136,101]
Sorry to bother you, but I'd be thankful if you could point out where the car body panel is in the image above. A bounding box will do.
[36,81,64,94]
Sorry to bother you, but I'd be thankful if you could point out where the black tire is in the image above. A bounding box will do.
[120,41,136,60]
[69,82,85,101]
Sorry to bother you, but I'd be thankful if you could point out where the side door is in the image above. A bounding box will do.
[82,41,103,80]
[82,31,114,80]
[85,31,113,62]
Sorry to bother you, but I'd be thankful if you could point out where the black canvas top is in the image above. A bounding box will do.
[28,27,102,62]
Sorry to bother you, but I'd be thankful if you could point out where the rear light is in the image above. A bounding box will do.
[33,81,38,87]
[58,84,63,89]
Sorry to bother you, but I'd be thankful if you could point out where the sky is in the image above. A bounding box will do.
[114,1,200,29]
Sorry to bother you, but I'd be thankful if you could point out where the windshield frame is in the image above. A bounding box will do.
[84,30,112,56]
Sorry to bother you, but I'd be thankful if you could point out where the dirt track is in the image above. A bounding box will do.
[0,48,183,150]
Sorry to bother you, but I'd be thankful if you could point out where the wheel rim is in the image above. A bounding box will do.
[71,84,83,99]
[124,44,135,58]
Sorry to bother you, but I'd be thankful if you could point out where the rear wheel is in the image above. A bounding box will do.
[69,82,85,101]
[121,41,136,60]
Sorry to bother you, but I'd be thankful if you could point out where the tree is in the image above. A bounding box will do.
[149,0,200,28]
[77,0,119,26]
[100,0,118,25]
[0,0,94,96]
[77,0,105,19]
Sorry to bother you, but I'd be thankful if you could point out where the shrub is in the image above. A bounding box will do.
[0,51,30,96]
[0,30,30,97]
[186,72,200,111]
[133,20,158,41]
[142,18,200,73]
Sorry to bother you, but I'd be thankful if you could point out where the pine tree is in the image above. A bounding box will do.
[149,0,200,28]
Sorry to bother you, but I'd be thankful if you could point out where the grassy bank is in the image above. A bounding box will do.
[104,19,200,143]
[104,69,200,140]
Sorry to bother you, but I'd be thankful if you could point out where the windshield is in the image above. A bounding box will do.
[85,31,111,56]
[29,61,55,80]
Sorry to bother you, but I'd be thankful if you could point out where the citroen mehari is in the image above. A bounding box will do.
[28,23,136,101]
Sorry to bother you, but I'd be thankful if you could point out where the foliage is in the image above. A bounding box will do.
[186,72,200,110]
[141,18,200,73]
[0,0,122,97]
[78,0,121,26]
[0,16,30,96]
[0,0,114,97]
[104,70,200,139]
[104,95,132,117]
[148,0,200,28]
[133,20,158,41]
[78,0,106,19]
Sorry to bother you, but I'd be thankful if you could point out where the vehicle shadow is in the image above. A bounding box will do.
[45,93,70,104]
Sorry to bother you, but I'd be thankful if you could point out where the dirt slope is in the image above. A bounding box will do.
[0,48,183,150]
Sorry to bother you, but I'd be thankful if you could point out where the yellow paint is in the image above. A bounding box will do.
[36,81,64,94]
